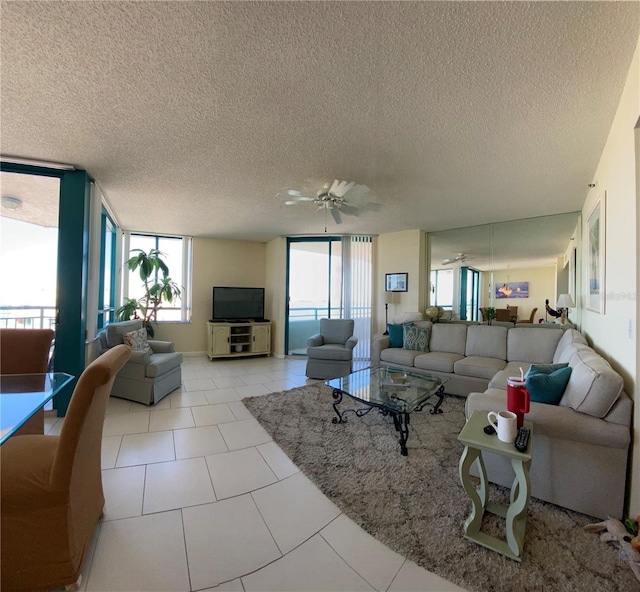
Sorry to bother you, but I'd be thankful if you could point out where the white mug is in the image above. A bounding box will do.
[487,410,517,443]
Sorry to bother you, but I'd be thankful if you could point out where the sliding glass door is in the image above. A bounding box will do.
[285,236,372,362]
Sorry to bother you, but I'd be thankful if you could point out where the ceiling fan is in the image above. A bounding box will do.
[441,253,469,265]
[278,179,374,225]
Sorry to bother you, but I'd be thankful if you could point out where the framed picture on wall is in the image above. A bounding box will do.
[495,281,529,299]
[586,193,606,314]
[386,272,408,292]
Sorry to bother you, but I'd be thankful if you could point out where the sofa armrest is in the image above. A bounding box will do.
[345,336,358,351]
[307,334,323,347]
[371,335,390,367]
[148,340,175,354]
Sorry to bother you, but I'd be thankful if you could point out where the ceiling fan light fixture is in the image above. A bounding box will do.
[2,196,23,211]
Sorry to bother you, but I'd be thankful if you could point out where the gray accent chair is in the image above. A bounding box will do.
[96,319,183,405]
[305,318,358,379]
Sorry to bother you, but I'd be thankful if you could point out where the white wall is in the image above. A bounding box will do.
[376,230,427,332]
[155,237,266,353]
[580,36,639,516]
[265,237,287,357]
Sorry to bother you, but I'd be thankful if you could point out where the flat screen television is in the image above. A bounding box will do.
[212,287,265,322]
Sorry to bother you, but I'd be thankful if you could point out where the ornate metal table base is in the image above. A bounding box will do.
[331,385,445,456]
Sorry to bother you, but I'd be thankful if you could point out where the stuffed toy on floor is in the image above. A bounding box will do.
[584,517,640,583]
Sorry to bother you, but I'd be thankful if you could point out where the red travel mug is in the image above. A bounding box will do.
[507,378,530,428]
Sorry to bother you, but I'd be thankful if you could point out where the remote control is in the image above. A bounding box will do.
[483,424,496,435]
[515,426,530,452]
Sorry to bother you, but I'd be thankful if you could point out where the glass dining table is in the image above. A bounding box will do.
[0,372,74,444]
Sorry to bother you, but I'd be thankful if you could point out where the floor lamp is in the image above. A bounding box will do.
[383,291,393,335]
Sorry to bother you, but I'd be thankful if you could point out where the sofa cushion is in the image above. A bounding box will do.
[525,363,568,377]
[414,351,464,373]
[465,325,507,359]
[146,352,183,378]
[403,325,429,352]
[526,366,572,405]
[488,362,534,390]
[106,320,143,348]
[380,348,422,367]
[454,356,506,380]
[507,327,562,364]
[553,328,589,364]
[387,324,405,348]
[560,349,624,418]
[123,328,152,353]
[429,324,467,355]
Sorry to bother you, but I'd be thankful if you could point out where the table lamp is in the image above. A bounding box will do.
[556,294,575,324]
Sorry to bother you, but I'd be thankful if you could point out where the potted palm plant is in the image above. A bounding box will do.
[483,306,496,325]
[116,249,182,338]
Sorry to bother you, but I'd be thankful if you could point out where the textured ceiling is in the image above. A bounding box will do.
[1,1,639,243]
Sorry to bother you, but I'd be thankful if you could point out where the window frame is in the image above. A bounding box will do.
[122,231,192,324]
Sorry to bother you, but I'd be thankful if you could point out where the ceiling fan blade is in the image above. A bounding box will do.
[328,180,340,195]
[339,204,361,216]
[441,258,456,265]
[330,208,342,224]
[343,184,370,205]
[333,180,355,197]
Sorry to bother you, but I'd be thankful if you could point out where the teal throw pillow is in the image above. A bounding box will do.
[526,363,569,377]
[525,366,572,405]
[403,325,430,352]
[387,324,405,348]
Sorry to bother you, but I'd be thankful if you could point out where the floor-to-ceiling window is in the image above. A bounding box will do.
[97,209,117,329]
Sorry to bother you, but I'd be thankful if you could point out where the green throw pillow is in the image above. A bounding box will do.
[403,325,430,352]
[525,366,572,405]
[387,324,405,348]
[526,363,569,377]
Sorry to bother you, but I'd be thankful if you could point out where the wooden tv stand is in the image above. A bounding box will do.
[206,321,271,360]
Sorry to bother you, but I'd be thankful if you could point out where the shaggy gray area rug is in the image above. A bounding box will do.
[243,383,637,592]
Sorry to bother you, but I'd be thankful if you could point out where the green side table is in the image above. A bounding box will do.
[457,411,533,561]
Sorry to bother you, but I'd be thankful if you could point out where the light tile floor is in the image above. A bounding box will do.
[44,354,467,592]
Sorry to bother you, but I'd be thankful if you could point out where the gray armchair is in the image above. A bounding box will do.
[96,320,183,405]
[305,318,358,379]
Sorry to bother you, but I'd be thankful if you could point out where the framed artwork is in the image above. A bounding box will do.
[586,193,605,313]
[386,272,408,292]
[495,281,529,299]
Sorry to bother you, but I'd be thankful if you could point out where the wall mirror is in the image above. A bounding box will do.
[429,212,580,324]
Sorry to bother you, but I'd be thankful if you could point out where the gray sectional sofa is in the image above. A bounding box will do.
[371,322,632,519]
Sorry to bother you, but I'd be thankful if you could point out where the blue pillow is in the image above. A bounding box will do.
[403,325,430,352]
[525,366,572,405]
[526,363,569,377]
[387,324,405,348]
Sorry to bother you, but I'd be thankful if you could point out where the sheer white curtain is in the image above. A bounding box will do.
[341,236,373,361]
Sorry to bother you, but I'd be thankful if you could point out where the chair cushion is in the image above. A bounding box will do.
[105,320,143,347]
[306,344,353,362]
[145,352,184,378]
[319,319,355,345]
[526,366,572,405]
[403,325,429,352]
[123,328,152,353]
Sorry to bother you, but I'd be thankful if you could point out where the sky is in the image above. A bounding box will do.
[0,217,58,306]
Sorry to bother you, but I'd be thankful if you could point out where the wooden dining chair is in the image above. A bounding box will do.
[0,328,54,374]
[0,328,55,435]
[518,307,539,324]
[0,344,131,592]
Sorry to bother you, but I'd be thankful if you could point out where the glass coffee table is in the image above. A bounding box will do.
[326,366,447,456]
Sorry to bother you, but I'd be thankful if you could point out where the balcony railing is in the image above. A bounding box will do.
[0,306,56,329]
